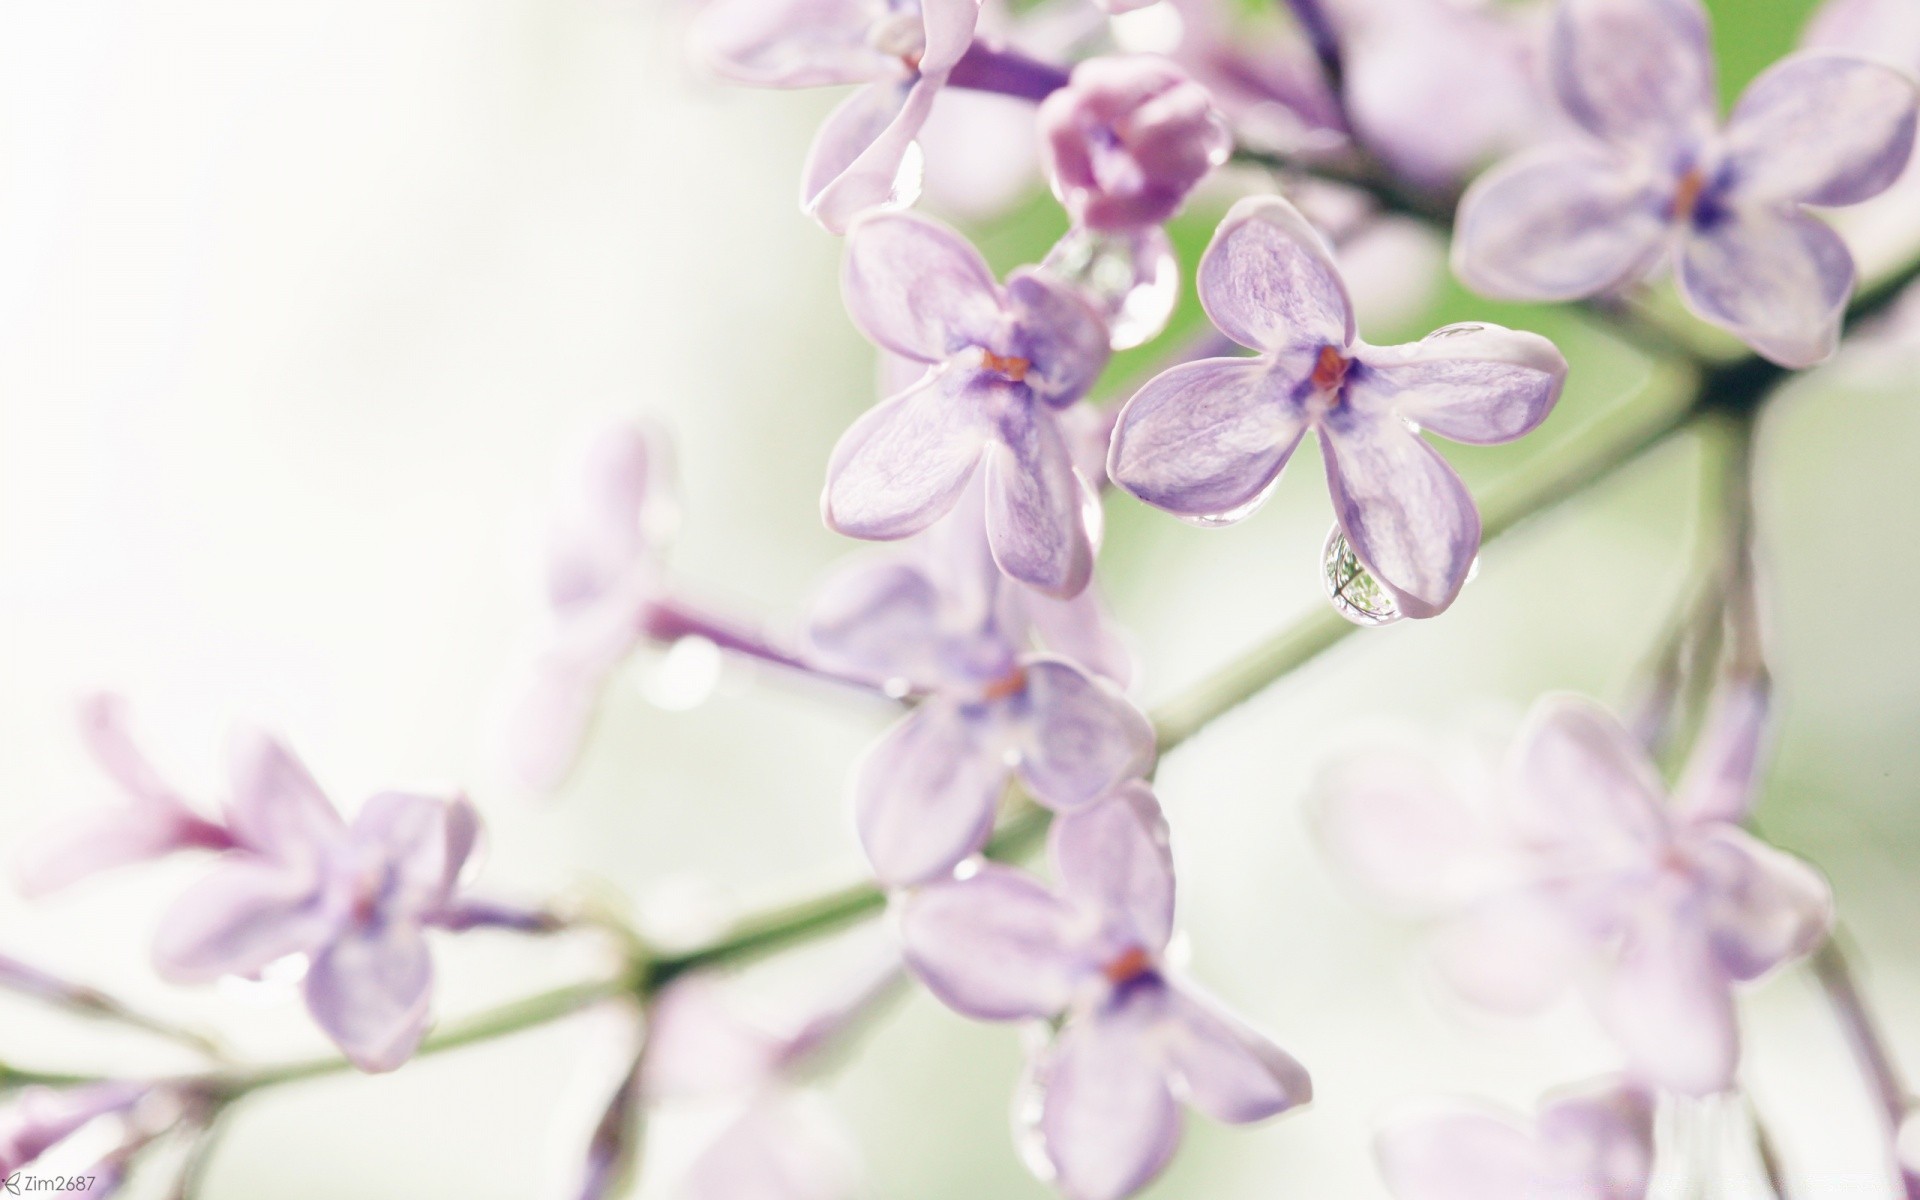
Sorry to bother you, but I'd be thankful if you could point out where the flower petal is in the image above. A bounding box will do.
[1676,207,1855,368]
[1020,581,1134,687]
[1006,270,1111,406]
[304,918,434,1073]
[350,792,476,920]
[1048,780,1174,954]
[689,0,892,88]
[803,556,946,687]
[223,729,345,864]
[1013,658,1155,812]
[803,78,939,235]
[1451,143,1668,301]
[1537,1078,1657,1198]
[1506,695,1669,861]
[918,0,982,76]
[823,368,990,541]
[983,400,1096,598]
[545,420,675,617]
[1197,195,1355,354]
[1693,826,1833,982]
[1162,986,1310,1124]
[1033,1002,1182,1200]
[1311,746,1496,914]
[898,864,1089,1020]
[1724,52,1919,207]
[1593,909,1737,1096]
[494,635,628,793]
[841,209,1003,361]
[1375,1104,1551,1200]
[1106,356,1310,522]
[1350,324,1568,445]
[1548,0,1716,147]
[1673,676,1771,824]
[14,803,230,898]
[640,978,784,1100]
[677,1093,860,1200]
[1427,894,1586,1014]
[152,859,334,983]
[1318,411,1480,619]
[853,700,1004,887]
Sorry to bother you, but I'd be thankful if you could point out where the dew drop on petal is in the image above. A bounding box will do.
[1011,1059,1057,1184]
[881,676,914,700]
[1039,225,1178,349]
[1422,322,1486,341]
[1322,525,1402,627]
[890,139,926,211]
[644,636,723,711]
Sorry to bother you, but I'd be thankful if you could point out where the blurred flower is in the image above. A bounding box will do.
[690,0,983,231]
[807,492,1149,886]
[899,783,1310,1200]
[1374,1077,1655,1200]
[0,1082,151,1181]
[826,211,1111,597]
[1453,0,1919,367]
[14,695,236,897]
[151,731,480,1072]
[1108,195,1566,618]
[1802,0,1920,273]
[1038,56,1230,231]
[1316,688,1832,1095]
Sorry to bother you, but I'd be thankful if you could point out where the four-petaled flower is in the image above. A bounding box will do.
[1453,0,1920,366]
[1315,687,1832,1094]
[1108,195,1567,619]
[899,784,1311,1200]
[825,211,1112,598]
[152,731,480,1072]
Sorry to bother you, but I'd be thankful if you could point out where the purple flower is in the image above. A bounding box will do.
[497,420,678,792]
[1452,0,1920,366]
[1037,56,1231,232]
[151,731,480,1072]
[1108,195,1567,618]
[14,695,235,897]
[1803,0,1920,268]
[1315,688,1832,1095]
[808,492,1149,886]
[690,0,982,231]
[898,784,1310,1200]
[0,1082,151,1180]
[1375,1078,1655,1200]
[825,211,1112,598]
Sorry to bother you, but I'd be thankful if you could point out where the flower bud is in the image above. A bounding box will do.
[1038,56,1231,232]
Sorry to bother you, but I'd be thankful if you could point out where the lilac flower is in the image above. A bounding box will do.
[0,1082,152,1181]
[1037,56,1231,232]
[1375,1078,1655,1200]
[898,783,1310,1200]
[690,0,982,231]
[15,695,235,897]
[1315,688,1832,1095]
[1108,195,1567,618]
[498,421,678,792]
[1452,0,1920,367]
[808,489,1148,886]
[825,211,1112,598]
[1803,0,1920,269]
[151,730,480,1072]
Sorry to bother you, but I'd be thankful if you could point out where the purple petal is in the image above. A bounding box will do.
[1724,52,1919,207]
[1311,747,1496,914]
[1032,1001,1182,1200]
[1506,695,1670,862]
[689,0,891,88]
[545,420,674,618]
[304,918,434,1073]
[1048,780,1174,954]
[898,864,1089,1020]
[853,700,1004,887]
[15,803,224,898]
[1318,411,1481,619]
[803,556,945,686]
[0,1083,150,1177]
[349,792,477,921]
[1451,143,1668,300]
[74,694,176,807]
[222,729,345,864]
[1012,658,1155,812]
[1592,909,1737,1096]
[1197,196,1355,354]
[494,634,631,793]
[1162,986,1310,1124]
[917,0,981,76]
[1006,270,1111,405]
[1107,356,1311,522]
[823,368,990,542]
[1427,894,1586,1014]
[1350,324,1568,445]
[1537,1078,1656,1200]
[640,978,784,1099]
[1020,581,1134,688]
[152,859,335,983]
[983,399,1096,598]
[1375,1104,1550,1200]
[678,1092,859,1200]
[1548,0,1716,147]
[803,78,939,235]
[1673,676,1771,824]
[840,209,1002,362]
[1676,206,1855,368]
[1693,826,1833,981]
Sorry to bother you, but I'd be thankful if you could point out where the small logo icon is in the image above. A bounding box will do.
[2,1171,20,1195]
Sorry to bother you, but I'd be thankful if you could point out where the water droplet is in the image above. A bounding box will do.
[644,636,722,710]
[1322,526,1402,627]
[881,676,914,700]
[1423,322,1486,341]
[1039,226,1177,349]
[888,139,926,212]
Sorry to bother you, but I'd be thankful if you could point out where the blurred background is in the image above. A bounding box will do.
[0,0,1914,1195]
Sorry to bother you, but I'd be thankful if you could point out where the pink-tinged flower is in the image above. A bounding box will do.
[825,211,1112,598]
[1038,56,1231,232]
[14,695,236,897]
[1315,688,1833,1095]
[1375,1077,1655,1200]
[151,731,480,1073]
[1108,195,1566,619]
[690,0,983,231]
[808,493,1148,887]
[899,784,1310,1200]
[0,1082,152,1180]
[1802,0,1920,271]
[1453,0,1920,367]
[497,421,678,792]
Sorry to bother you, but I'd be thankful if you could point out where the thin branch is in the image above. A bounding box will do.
[1811,937,1919,1199]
